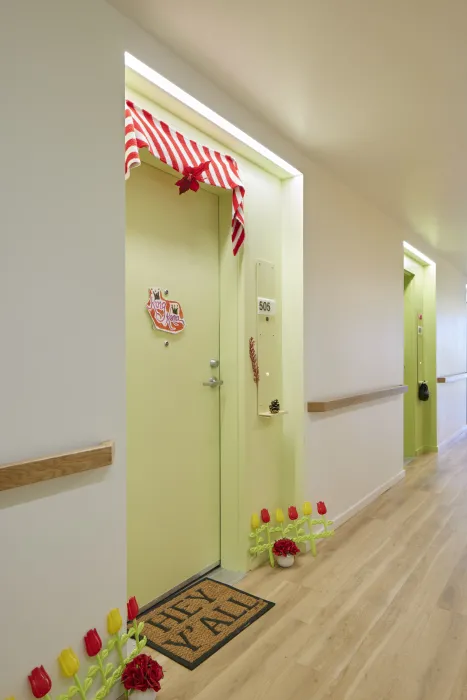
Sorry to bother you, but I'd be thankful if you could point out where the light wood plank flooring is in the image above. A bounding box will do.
[150,430,467,700]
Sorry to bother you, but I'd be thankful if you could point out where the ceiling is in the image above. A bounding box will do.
[109,0,467,273]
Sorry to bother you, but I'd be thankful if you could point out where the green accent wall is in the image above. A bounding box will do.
[125,86,304,576]
[403,255,437,457]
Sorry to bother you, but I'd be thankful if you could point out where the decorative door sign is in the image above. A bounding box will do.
[146,288,186,334]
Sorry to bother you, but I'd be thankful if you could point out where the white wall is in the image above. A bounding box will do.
[0,0,126,695]
[436,258,467,445]
[304,166,405,522]
[2,0,467,694]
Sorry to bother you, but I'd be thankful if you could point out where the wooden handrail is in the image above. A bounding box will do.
[437,373,467,383]
[307,385,408,413]
[0,441,114,492]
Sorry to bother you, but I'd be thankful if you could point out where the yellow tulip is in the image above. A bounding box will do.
[251,513,260,530]
[107,607,123,635]
[303,501,312,516]
[58,647,80,677]
[276,508,284,523]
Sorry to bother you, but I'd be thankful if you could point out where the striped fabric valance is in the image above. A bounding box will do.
[124,100,246,256]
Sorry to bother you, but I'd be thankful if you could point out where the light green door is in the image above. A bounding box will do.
[126,161,221,606]
[404,271,416,460]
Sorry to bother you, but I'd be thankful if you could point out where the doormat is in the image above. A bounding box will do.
[139,578,274,670]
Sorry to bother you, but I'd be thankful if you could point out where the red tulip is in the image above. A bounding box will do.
[288,506,299,521]
[317,501,327,516]
[84,628,102,657]
[127,596,139,621]
[260,508,270,523]
[28,666,52,698]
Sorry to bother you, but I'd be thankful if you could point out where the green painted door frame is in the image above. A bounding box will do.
[403,255,438,458]
[404,271,416,459]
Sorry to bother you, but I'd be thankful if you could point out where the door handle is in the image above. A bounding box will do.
[203,377,224,387]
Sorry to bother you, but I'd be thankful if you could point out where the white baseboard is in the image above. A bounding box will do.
[438,425,467,452]
[332,470,406,530]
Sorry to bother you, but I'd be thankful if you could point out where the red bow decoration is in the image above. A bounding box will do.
[175,161,211,194]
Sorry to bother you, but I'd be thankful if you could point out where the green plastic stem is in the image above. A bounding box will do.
[74,674,87,700]
[115,634,125,666]
[96,653,106,682]
[266,525,274,567]
[133,619,140,645]
[115,632,125,664]
[307,516,317,556]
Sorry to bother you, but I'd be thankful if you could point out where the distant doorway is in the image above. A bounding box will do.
[404,271,416,460]
[403,246,438,459]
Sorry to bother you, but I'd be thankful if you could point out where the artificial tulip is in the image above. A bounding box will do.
[260,508,270,524]
[288,506,299,521]
[127,596,139,622]
[317,501,327,516]
[84,628,102,657]
[28,666,52,698]
[107,608,123,635]
[251,513,260,530]
[276,508,284,523]
[303,501,312,516]
[58,648,80,678]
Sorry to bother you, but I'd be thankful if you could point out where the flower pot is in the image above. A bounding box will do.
[276,554,295,568]
[129,690,157,700]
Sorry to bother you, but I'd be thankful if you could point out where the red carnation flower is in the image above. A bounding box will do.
[122,654,164,692]
[84,628,102,657]
[317,501,327,515]
[288,505,299,521]
[260,508,270,523]
[28,666,52,698]
[127,596,139,621]
[272,538,300,557]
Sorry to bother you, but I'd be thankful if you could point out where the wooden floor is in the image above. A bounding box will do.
[151,431,467,700]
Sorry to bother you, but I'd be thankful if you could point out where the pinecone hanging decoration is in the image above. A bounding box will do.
[269,399,281,414]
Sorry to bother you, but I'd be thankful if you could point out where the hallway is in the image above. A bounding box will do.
[3,0,467,694]
[156,430,467,700]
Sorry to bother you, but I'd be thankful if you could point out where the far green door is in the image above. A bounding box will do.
[404,271,416,460]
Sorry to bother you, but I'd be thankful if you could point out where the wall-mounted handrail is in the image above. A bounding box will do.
[437,373,467,383]
[0,441,114,492]
[307,385,408,413]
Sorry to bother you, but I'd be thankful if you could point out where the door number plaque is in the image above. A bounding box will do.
[257,297,276,316]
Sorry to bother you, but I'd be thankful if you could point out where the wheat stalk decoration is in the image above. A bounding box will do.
[249,337,260,385]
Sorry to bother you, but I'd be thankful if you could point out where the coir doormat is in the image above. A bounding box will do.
[139,578,274,670]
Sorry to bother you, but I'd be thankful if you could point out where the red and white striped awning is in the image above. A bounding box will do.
[125,100,246,256]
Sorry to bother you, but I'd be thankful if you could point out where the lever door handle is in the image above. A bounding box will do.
[203,377,224,387]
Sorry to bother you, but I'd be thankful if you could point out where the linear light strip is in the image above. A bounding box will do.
[403,241,435,266]
[125,52,302,177]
